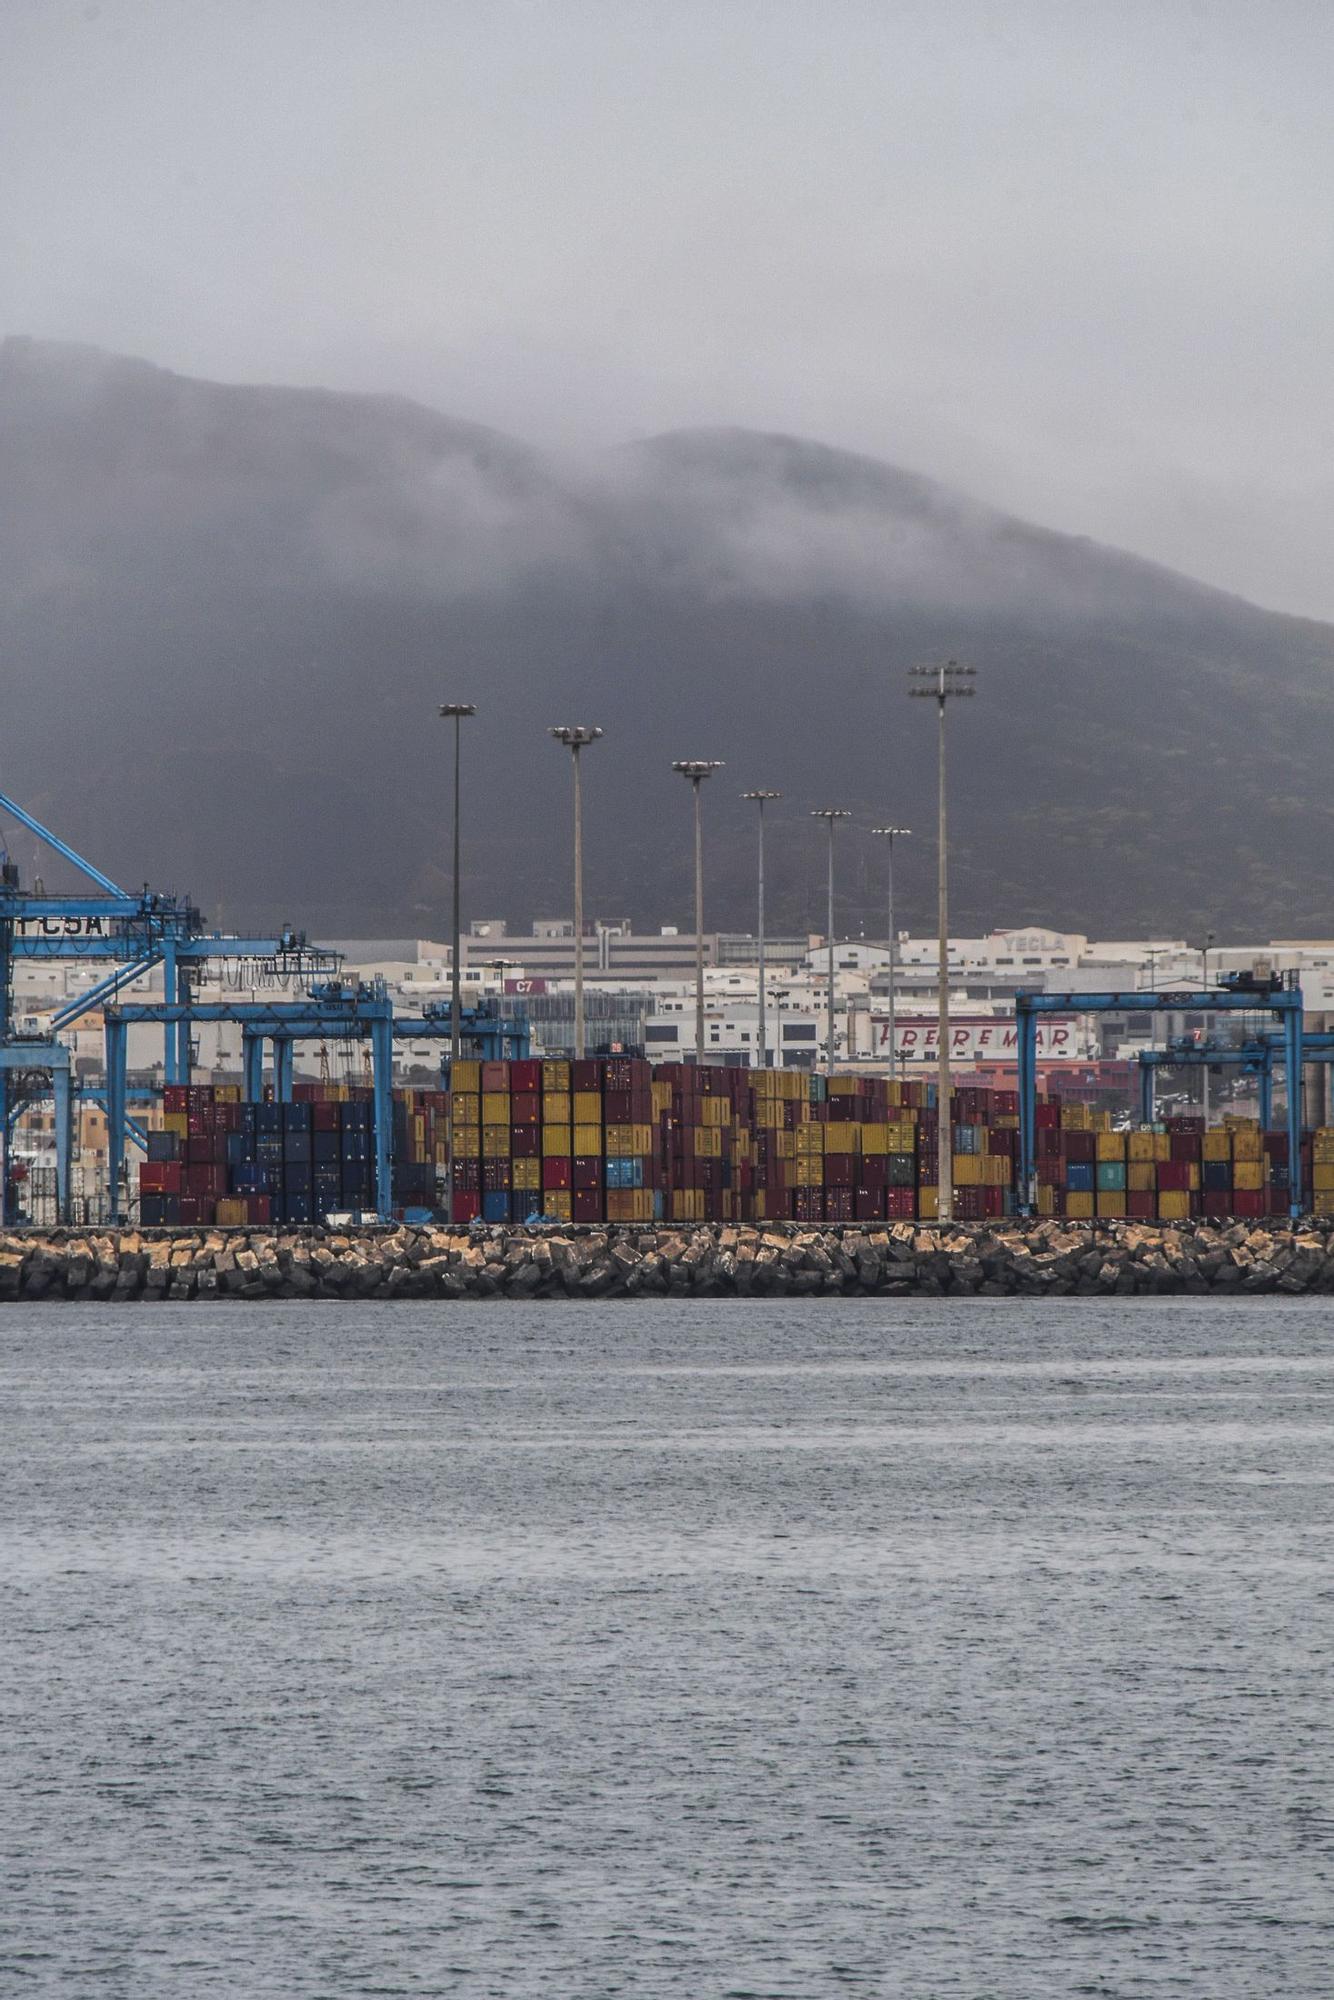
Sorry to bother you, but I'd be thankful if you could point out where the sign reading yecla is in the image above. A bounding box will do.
[875,1017,1076,1062]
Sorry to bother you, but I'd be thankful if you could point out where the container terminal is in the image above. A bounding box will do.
[1,782,1331,1231]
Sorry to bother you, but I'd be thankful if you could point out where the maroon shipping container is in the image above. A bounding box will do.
[572,1189,602,1223]
[573,1157,601,1189]
[313,1101,340,1132]
[510,1125,541,1158]
[511,1092,541,1125]
[886,1188,915,1219]
[451,1191,481,1223]
[1064,1131,1096,1163]
[824,1153,854,1188]
[542,1158,572,1190]
[824,1189,853,1223]
[246,1195,272,1225]
[510,1059,542,1094]
[1127,1191,1156,1220]
[855,1188,885,1221]
[572,1059,602,1092]
[140,1161,182,1194]
[185,1164,227,1197]
[1157,1162,1191,1191]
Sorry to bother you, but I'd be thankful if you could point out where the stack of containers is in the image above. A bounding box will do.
[449,1059,482,1223]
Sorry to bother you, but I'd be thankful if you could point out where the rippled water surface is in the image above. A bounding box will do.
[4,1299,1334,1996]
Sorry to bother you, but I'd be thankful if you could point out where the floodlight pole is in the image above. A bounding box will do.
[550,726,604,1057]
[811,809,852,1076]
[743,790,780,1067]
[909,660,976,1224]
[673,761,724,1061]
[872,826,911,1077]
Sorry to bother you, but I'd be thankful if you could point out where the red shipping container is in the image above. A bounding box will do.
[1064,1131,1096,1163]
[140,1161,183,1194]
[1127,1191,1156,1219]
[542,1157,572,1190]
[855,1188,885,1221]
[450,1191,481,1223]
[511,1092,541,1125]
[572,1189,602,1223]
[454,1160,480,1192]
[1203,1191,1231,1219]
[246,1195,272,1225]
[163,1085,189,1114]
[573,1157,601,1189]
[1157,1162,1191,1191]
[825,1189,854,1223]
[313,1102,340,1132]
[510,1059,542,1094]
[572,1059,602,1092]
[186,1164,227,1197]
[824,1153,854,1188]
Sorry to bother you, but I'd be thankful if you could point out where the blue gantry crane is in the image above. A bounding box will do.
[1016,972,1306,1216]
[0,786,339,1221]
[1136,1038,1276,1127]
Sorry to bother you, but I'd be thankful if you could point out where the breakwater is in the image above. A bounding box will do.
[3,1219,1334,1301]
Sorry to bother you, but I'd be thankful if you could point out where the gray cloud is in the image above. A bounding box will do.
[4,2,1334,614]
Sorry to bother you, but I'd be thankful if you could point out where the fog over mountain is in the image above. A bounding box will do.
[3,337,1332,945]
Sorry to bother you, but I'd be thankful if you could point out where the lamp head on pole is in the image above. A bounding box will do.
[742,789,781,803]
[871,825,912,840]
[549,725,603,749]
[810,808,852,823]
[439,702,478,719]
[908,659,976,701]
[673,760,724,782]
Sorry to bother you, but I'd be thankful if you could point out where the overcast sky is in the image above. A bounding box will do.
[5,0,1334,617]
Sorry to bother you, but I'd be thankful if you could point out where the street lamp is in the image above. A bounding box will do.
[439,701,476,1225]
[811,809,852,1076]
[871,826,911,1079]
[549,725,603,1058]
[909,659,976,1224]
[438,703,477,1063]
[742,790,781,1069]
[672,761,724,1062]
[1201,929,1217,1123]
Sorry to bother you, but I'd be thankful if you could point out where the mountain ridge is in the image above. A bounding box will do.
[2,337,1331,943]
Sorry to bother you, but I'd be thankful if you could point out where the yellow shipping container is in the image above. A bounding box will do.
[512,1158,541,1190]
[795,1158,822,1187]
[1128,1162,1156,1193]
[693,1126,723,1159]
[1036,1183,1056,1216]
[163,1111,188,1138]
[795,1126,824,1155]
[482,1125,511,1159]
[861,1122,890,1155]
[1202,1130,1231,1162]
[543,1124,574,1157]
[828,1075,858,1096]
[1158,1190,1190,1221]
[774,1129,796,1160]
[544,1191,573,1222]
[453,1126,480,1159]
[216,1198,247,1225]
[699,1097,729,1128]
[1096,1131,1126,1162]
[1310,1163,1334,1192]
[652,1082,672,1118]
[542,1092,572,1127]
[1096,1190,1127,1218]
[482,1090,510,1123]
[452,1059,482,1093]
[1065,1190,1095,1219]
[1128,1131,1158,1162]
[953,1154,984,1185]
[672,1189,705,1223]
[542,1060,571,1093]
[1232,1129,1264,1162]
[573,1090,602,1125]
[919,1186,939,1220]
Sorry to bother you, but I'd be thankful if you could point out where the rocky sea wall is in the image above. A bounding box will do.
[3,1219,1334,1301]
